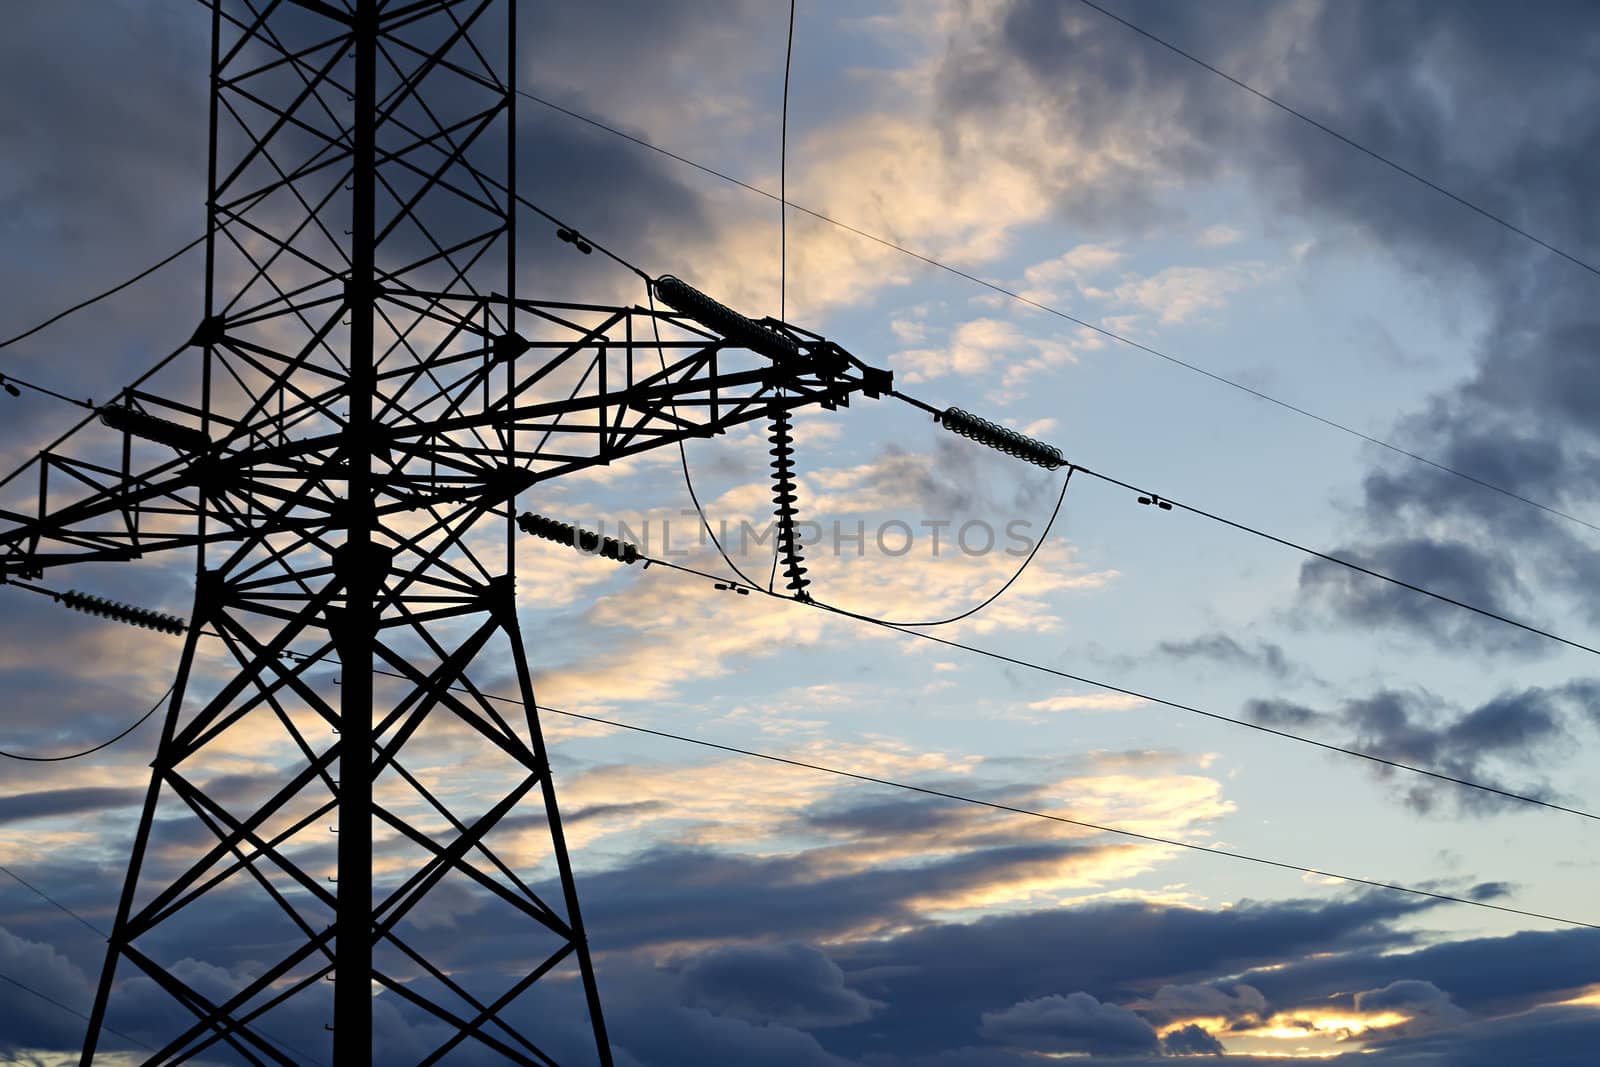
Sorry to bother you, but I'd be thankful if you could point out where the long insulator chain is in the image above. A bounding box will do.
[97,403,212,453]
[59,590,187,635]
[517,512,641,565]
[652,275,802,363]
[768,404,811,600]
[940,407,1066,470]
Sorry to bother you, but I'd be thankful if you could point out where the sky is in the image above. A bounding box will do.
[3,0,1600,1063]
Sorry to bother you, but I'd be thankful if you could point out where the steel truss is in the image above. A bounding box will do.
[0,0,889,1063]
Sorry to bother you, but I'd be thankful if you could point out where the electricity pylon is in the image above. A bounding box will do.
[0,1,889,1061]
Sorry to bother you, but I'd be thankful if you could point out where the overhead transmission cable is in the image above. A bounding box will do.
[1074,0,1600,283]
[513,88,1600,537]
[772,0,799,592]
[1061,462,1600,661]
[780,0,796,323]
[509,509,1599,822]
[341,659,1598,931]
[0,864,327,1065]
[0,969,155,1055]
[0,234,205,353]
[524,194,1598,654]
[893,391,1600,659]
[630,552,1600,824]
[860,467,1075,627]
[0,684,171,763]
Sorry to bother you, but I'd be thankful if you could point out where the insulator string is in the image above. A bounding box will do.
[768,404,811,599]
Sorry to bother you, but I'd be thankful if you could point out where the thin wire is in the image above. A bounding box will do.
[511,190,650,283]
[356,663,1597,930]
[0,684,172,763]
[0,969,156,1053]
[0,235,206,352]
[0,865,105,938]
[546,708,1596,928]
[1075,0,1600,283]
[641,554,1600,824]
[856,467,1075,627]
[514,89,1600,536]
[773,1,798,592]
[0,862,327,1066]
[889,388,1600,659]
[645,281,766,587]
[780,0,796,322]
[1067,463,1600,661]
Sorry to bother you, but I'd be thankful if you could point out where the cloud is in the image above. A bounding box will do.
[1156,634,1294,679]
[891,316,1078,385]
[1135,981,1267,1030]
[1108,262,1276,326]
[1026,692,1150,713]
[1244,682,1594,814]
[1194,225,1241,249]
[979,991,1161,1056]
[678,942,881,1028]
[1355,979,1470,1035]
[1296,539,1539,655]
[0,786,144,826]
[929,0,1600,681]
[1160,1022,1226,1055]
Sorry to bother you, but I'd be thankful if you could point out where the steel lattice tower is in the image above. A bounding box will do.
[0,0,890,1062]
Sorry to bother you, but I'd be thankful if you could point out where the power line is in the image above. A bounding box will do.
[640,554,1600,824]
[352,664,1598,931]
[1066,462,1600,661]
[0,235,205,353]
[0,864,326,1066]
[0,865,105,938]
[511,188,650,283]
[1074,0,1600,283]
[774,1,799,593]
[780,0,796,322]
[0,685,171,763]
[850,466,1076,627]
[644,281,766,588]
[0,968,155,1053]
[514,88,1600,537]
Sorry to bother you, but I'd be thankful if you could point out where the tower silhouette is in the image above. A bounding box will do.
[0,1,890,1061]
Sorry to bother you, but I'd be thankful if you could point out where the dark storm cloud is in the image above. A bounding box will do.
[822,893,1427,1059]
[5,844,1593,1066]
[979,991,1161,1056]
[1133,981,1267,1030]
[934,0,1600,653]
[1296,539,1539,654]
[551,838,1115,957]
[0,2,209,460]
[1244,680,1594,814]
[1355,979,1468,1033]
[0,925,100,1054]
[1358,1003,1600,1067]
[1235,922,1600,1021]
[678,942,881,1029]
[1160,1022,1226,1056]
[0,786,143,826]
